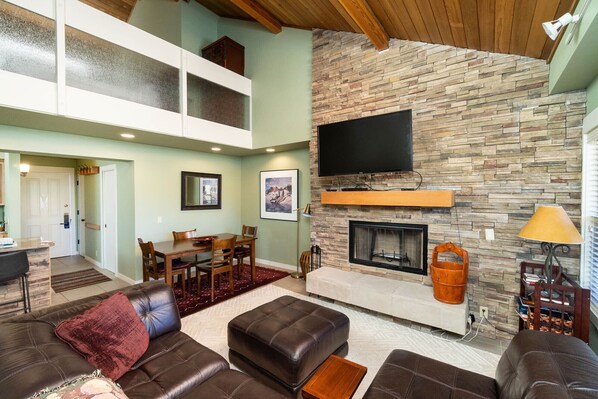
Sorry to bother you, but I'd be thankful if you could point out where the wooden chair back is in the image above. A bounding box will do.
[172,229,197,241]
[212,237,236,269]
[138,238,159,281]
[241,225,257,238]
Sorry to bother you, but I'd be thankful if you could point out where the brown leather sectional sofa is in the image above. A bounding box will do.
[363,329,598,398]
[0,281,284,399]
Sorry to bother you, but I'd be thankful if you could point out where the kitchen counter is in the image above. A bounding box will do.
[0,238,54,317]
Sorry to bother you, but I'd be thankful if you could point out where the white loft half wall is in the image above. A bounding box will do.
[1,0,253,150]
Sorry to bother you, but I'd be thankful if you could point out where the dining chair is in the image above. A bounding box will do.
[0,251,31,315]
[196,236,236,302]
[138,238,188,299]
[234,225,257,279]
[172,228,207,291]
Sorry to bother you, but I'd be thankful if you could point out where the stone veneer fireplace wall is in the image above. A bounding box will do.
[310,30,586,339]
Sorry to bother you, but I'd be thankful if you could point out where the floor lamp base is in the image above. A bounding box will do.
[290,271,303,279]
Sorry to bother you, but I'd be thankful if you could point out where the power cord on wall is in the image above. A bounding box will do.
[430,313,493,343]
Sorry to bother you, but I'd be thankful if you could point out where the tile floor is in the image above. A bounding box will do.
[50,257,507,355]
[50,255,130,305]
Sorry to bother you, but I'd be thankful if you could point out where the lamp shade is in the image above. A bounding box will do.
[302,203,311,217]
[518,205,583,244]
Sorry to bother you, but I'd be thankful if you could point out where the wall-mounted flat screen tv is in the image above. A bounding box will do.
[317,110,413,177]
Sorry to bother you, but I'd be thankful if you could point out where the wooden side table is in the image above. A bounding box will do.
[302,355,367,399]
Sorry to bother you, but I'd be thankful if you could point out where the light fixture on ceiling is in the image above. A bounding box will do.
[542,12,579,41]
[120,133,135,139]
[20,163,30,177]
[211,147,221,152]
[266,148,275,153]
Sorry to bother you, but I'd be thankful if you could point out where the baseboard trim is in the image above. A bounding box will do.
[256,258,296,272]
[83,255,101,268]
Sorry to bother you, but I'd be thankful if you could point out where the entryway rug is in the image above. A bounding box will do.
[51,268,112,293]
[174,265,289,318]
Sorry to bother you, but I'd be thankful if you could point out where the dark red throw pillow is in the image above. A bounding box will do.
[55,292,149,381]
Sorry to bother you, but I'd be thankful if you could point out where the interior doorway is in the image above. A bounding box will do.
[21,166,76,257]
[101,165,117,273]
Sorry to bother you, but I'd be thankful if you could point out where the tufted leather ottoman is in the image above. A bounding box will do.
[228,295,350,396]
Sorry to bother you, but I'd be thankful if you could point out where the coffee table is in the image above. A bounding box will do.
[302,355,367,399]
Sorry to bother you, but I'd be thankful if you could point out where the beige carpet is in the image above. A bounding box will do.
[181,284,501,398]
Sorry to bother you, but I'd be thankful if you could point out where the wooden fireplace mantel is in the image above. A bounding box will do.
[321,190,454,208]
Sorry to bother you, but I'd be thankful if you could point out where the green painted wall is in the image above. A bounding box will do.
[81,164,101,263]
[549,0,598,94]
[21,155,77,168]
[128,0,182,46]
[588,76,598,113]
[180,1,220,54]
[240,149,311,267]
[0,125,242,281]
[218,20,312,149]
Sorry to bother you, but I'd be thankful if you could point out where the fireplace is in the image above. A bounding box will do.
[349,221,428,275]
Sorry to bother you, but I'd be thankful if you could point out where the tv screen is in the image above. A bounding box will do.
[317,110,413,177]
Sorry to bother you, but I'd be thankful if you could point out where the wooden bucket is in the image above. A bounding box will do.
[430,242,469,304]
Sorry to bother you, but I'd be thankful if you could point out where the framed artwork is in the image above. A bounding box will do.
[181,171,222,210]
[260,169,298,221]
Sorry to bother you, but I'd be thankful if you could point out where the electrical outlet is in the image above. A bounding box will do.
[480,306,489,319]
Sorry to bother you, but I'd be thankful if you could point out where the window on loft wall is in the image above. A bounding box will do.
[582,117,598,322]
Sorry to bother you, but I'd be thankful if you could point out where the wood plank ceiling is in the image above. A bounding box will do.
[85,0,578,61]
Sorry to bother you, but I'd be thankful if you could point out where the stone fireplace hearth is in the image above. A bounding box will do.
[349,221,428,276]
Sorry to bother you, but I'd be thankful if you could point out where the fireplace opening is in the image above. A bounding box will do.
[349,221,428,275]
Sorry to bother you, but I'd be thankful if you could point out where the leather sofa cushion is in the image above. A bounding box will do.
[55,292,149,380]
[117,330,229,399]
[228,295,350,388]
[495,330,598,399]
[180,369,286,399]
[9,282,180,340]
[363,349,497,399]
[0,322,96,399]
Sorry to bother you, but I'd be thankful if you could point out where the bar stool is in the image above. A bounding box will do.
[0,251,31,315]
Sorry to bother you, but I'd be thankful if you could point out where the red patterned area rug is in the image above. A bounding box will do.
[174,265,289,318]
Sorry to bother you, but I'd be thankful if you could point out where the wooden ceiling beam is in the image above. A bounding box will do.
[229,0,282,34]
[336,0,390,51]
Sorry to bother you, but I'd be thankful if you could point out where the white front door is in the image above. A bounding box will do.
[21,167,76,257]
[101,165,117,273]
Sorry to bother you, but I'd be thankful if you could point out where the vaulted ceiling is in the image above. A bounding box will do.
[84,0,579,61]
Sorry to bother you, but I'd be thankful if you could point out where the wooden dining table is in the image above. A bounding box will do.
[152,233,257,289]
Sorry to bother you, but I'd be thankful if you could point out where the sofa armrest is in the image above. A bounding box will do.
[127,281,181,339]
[4,281,181,340]
[495,330,598,398]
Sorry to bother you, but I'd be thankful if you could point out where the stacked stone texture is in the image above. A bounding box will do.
[311,29,586,339]
[0,247,51,315]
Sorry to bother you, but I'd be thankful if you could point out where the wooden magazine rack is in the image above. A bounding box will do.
[518,261,590,342]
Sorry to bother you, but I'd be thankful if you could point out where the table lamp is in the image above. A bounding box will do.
[292,204,312,279]
[517,205,583,286]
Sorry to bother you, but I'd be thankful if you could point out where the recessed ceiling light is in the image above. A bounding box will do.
[211,147,222,152]
[266,148,276,152]
[120,133,135,139]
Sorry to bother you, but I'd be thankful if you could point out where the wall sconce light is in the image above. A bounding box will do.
[20,163,30,177]
[542,13,579,41]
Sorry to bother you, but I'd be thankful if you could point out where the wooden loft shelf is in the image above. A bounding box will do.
[321,190,454,208]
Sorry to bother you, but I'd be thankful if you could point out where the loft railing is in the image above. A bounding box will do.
[0,0,252,149]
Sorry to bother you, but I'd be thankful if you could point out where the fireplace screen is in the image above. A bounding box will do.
[349,221,428,275]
